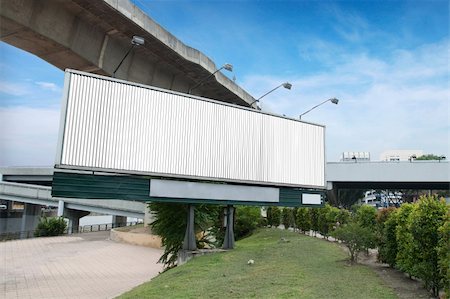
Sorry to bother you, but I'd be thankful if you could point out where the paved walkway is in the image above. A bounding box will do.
[0,231,164,298]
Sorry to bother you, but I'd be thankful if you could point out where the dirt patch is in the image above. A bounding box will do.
[358,249,433,299]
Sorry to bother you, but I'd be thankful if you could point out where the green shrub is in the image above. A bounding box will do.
[326,205,341,233]
[296,207,311,233]
[282,207,294,229]
[318,204,332,238]
[331,222,375,263]
[34,217,67,237]
[234,206,263,240]
[355,205,377,231]
[268,206,281,227]
[309,208,319,236]
[149,203,218,268]
[395,203,415,275]
[336,208,351,226]
[378,209,398,267]
[438,218,450,298]
[408,196,447,296]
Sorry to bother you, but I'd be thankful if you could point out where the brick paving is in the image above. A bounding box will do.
[0,231,164,298]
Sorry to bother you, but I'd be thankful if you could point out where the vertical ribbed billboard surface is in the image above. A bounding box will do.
[55,70,325,188]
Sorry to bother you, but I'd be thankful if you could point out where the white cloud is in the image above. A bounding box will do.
[35,81,61,92]
[241,39,450,161]
[0,106,60,166]
[0,81,31,96]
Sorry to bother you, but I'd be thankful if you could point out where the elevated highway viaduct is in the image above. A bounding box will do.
[0,0,255,106]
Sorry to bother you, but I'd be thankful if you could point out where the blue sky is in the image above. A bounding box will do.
[0,0,448,166]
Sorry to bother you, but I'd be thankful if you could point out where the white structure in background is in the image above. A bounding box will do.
[362,190,403,208]
[380,150,423,162]
[341,152,370,162]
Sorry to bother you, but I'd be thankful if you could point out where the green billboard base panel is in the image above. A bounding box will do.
[52,171,325,207]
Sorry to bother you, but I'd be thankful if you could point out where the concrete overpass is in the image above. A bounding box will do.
[0,0,255,106]
[326,161,450,191]
[0,167,147,236]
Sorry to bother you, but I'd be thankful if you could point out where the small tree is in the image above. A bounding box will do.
[234,206,263,239]
[282,207,294,229]
[318,204,332,239]
[378,209,399,267]
[336,208,351,226]
[34,217,67,237]
[395,203,416,276]
[149,202,218,268]
[332,222,375,263]
[408,196,447,296]
[326,205,341,233]
[296,207,311,233]
[355,205,377,231]
[438,219,450,298]
[309,208,319,236]
[270,206,281,228]
[376,207,397,265]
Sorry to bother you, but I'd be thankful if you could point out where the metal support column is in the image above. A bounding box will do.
[182,204,197,251]
[222,205,235,249]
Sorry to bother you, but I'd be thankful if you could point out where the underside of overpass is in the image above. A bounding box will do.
[0,0,255,106]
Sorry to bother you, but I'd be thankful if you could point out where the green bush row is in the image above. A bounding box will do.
[376,196,449,297]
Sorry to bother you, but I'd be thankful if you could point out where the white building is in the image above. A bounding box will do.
[379,150,423,162]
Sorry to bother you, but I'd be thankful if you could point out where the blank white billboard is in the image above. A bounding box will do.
[55,70,325,188]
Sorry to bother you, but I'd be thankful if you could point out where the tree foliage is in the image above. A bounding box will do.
[395,203,416,275]
[408,196,447,296]
[376,208,398,267]
[282,208,294,229]
[332,222,375,263]
[148,202,218,268]
[234,206,263,240]
[296,207,311,233]
[416,154,445,160]
[267,206,281,227]
[355,205,377,231]
[309,208,319,235]
[34,217,67,237]
[438,218,450,298]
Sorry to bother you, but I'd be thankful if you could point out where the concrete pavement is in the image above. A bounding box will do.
[0,231,164,298]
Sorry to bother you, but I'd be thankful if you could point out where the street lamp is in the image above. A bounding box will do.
[113,35,145,78]
[188,63,233,94]
[249,82,292,107]
[299,98,339,119]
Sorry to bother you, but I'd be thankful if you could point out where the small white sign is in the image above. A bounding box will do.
[302,193,322,205]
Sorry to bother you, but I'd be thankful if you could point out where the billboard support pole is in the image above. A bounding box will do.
[222,205,235,249]
[182,204,197,251]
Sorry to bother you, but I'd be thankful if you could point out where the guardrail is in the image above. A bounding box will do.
[0,221,141,241]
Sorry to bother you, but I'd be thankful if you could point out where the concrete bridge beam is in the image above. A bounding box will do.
[0,0,254,105]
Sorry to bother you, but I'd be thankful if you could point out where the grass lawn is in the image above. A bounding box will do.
[119,228,396,299]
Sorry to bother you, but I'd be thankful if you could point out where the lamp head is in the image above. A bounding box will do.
[223,63,233,72]
[330,98,339,104]
[282,82,292,90]
[131,35,145,46]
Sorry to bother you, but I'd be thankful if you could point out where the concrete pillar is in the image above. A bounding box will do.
[112,215,127,228]
[20,203,41,239]
[222,205,235,249]
[57,200,64,217]
[64,209,89,234]
[182,204,196,251]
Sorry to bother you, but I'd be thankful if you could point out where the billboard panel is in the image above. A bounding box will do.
[55,70,325,188]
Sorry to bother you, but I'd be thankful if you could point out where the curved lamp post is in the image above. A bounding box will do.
[299,98,339,119]
[113,35,145,78]
[188,63,233,94]
[249,82,292,107]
